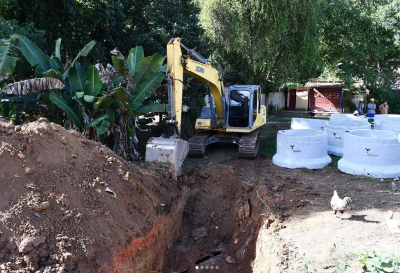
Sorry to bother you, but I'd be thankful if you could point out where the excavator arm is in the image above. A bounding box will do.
[146,38,223,178]
[166,38,225,134]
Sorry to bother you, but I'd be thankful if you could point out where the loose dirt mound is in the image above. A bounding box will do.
[0,118,185,272]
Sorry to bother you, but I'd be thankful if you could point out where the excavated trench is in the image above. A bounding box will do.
[107,164,287,273]
[158,165,283,273]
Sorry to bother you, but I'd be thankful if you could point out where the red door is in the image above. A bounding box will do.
[310,88,341,111]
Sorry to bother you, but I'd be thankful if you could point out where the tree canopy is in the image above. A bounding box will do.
[198,0,323,92]
[320,0,400,92]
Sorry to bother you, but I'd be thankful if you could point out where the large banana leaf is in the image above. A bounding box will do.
[0,44,17,76]
[49,92,84,127]
[63,40,95,77]
[111,76,123,86]
[83,65,102,97]
[105,107,115,123]
[18,35,50,74]
[69,62,86,93]
[71,40,95,67]
[111,56,126,74]
[2,78,64,95]
[131,54,163,87]
[97,119,110,135]
[127,46,144,76]
[94,95,114,110]
[93,87,126,110]
[85,114,109,128]
[86,114,111,135]
[132,72,165,110]
[49,57,63,72]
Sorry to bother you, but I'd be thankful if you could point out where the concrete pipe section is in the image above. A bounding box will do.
[273,129,331,169]
[325,120,371,156]
[382,119,400,132]
[374,114,400,130]
[290,118,327,131]
[338,129,400,178]
[330,114,368,122]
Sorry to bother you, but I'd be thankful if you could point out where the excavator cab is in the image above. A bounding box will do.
[227,85,262,130]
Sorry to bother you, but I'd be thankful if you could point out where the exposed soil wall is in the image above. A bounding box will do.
[0,118,188,272]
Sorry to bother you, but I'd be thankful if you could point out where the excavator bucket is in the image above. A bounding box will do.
[145,134,189,179]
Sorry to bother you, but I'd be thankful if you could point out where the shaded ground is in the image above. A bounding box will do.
[1,114,399,273]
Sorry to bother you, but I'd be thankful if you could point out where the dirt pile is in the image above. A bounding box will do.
[0,118,186,272]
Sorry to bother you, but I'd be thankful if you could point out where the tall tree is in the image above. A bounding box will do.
[198,0,323,92]
[321,0,400,92]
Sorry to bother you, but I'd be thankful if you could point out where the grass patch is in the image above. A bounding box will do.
[259,140,276,158]
[260,127,279,135]
[268,117,291,123]
[364,177,382,183]
[325,155,341,169]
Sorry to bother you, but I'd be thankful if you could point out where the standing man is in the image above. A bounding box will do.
[367,98,376,127]
[379,101,389,114]
[355,98,365,115]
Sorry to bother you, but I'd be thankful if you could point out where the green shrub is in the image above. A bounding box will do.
[373,87,400,114]
[359,252,400,272]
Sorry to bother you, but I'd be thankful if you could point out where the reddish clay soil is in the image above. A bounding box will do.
[0,117,399,273]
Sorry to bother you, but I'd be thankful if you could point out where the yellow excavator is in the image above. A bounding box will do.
[146,38,267,177]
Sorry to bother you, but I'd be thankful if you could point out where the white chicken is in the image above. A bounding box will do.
[386,210,400,238]
[330,190,352,219]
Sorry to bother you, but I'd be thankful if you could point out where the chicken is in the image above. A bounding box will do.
[386,210,400,237]
[330,190,352,219]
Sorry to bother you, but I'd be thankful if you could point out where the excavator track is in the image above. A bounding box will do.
[189,130,261,158]
[238,129,260,158]
[188,131,213,157]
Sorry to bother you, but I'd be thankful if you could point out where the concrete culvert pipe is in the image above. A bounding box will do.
[374,114,400,130]
[330,114,368,122]
[290,118,327,131]
[381,119,400,132]
[272,129,331,169]
[338,129,400,178]
[325,120,371,156]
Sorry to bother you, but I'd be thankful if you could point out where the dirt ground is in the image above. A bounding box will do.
[1,115,399,272]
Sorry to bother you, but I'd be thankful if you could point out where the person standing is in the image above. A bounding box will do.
[379,101,389,114]
[367,98,376,127]
[355,98,365,115]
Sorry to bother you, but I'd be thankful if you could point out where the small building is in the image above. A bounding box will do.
[284,81,345,112]
[306,81,344,112]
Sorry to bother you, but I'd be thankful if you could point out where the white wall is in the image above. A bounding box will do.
[295,91,308,110]
[268,92,285,109]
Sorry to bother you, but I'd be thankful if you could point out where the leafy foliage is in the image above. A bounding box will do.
[359,252,400,272]
[321,0,400,92]
[198,0,323,92]
[373,87,400,114]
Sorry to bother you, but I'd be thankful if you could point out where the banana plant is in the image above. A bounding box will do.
[0,40,17,76]
[103,46,167,113]
[1,35,167,159]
